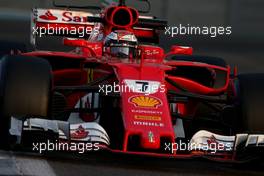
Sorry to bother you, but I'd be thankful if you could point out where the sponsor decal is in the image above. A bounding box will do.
[129,95,162,108]
[133,121,164,127]
[134,115,161,121]
[39,10,58,21]
[144,49,160,56]
[62,12,89,23]
[205,135,229,151]
[86,68,94,84]
[148,131,155,143]
[71,125,89,139]
[206,135,227,151]
[36,9,94,25]
[207,135,218,146]
[131,109,163,115]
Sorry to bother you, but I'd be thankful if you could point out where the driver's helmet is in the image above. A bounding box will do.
[104,30,138,58]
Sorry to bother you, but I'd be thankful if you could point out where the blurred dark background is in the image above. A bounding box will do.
[0,0,264,72]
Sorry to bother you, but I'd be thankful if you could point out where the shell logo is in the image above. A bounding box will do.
[129,96,162,108]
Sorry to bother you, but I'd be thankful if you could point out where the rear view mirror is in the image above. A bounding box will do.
[169,45,193,55]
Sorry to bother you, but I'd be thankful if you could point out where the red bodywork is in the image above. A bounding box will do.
[23,4,235,161]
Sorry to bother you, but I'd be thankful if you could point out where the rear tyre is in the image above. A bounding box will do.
[236,74,264,133]
[0,55,52,148]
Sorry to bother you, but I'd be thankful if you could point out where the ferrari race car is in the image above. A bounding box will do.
[1,0,264,162]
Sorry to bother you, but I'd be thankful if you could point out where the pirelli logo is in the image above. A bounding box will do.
[134,115,161,121]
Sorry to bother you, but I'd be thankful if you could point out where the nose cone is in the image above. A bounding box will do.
[114,64,175,152]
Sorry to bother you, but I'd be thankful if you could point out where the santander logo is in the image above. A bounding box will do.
[71,125,89,139]
[39,10,58,21]
[36,9,94,24]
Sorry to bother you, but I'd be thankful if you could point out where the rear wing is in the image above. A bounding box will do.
[30,8,95,45]
[31,8,167,45]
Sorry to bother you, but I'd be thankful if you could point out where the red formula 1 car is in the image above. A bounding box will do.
[1,0,264,162]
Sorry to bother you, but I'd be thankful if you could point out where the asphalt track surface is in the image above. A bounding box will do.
[1,9,264,176]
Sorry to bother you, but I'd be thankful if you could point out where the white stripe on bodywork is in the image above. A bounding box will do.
[190,130,235,151]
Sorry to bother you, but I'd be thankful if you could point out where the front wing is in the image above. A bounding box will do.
[9,117,264,162]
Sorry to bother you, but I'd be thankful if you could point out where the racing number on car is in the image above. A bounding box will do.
[136,81,149,92]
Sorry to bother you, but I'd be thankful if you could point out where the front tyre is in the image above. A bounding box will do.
[236,74,264,133]
[0,55,52,148]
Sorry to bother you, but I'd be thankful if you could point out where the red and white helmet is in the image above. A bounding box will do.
[104,30,138,58]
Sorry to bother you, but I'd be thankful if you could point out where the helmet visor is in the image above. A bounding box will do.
[110,47,131,58]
